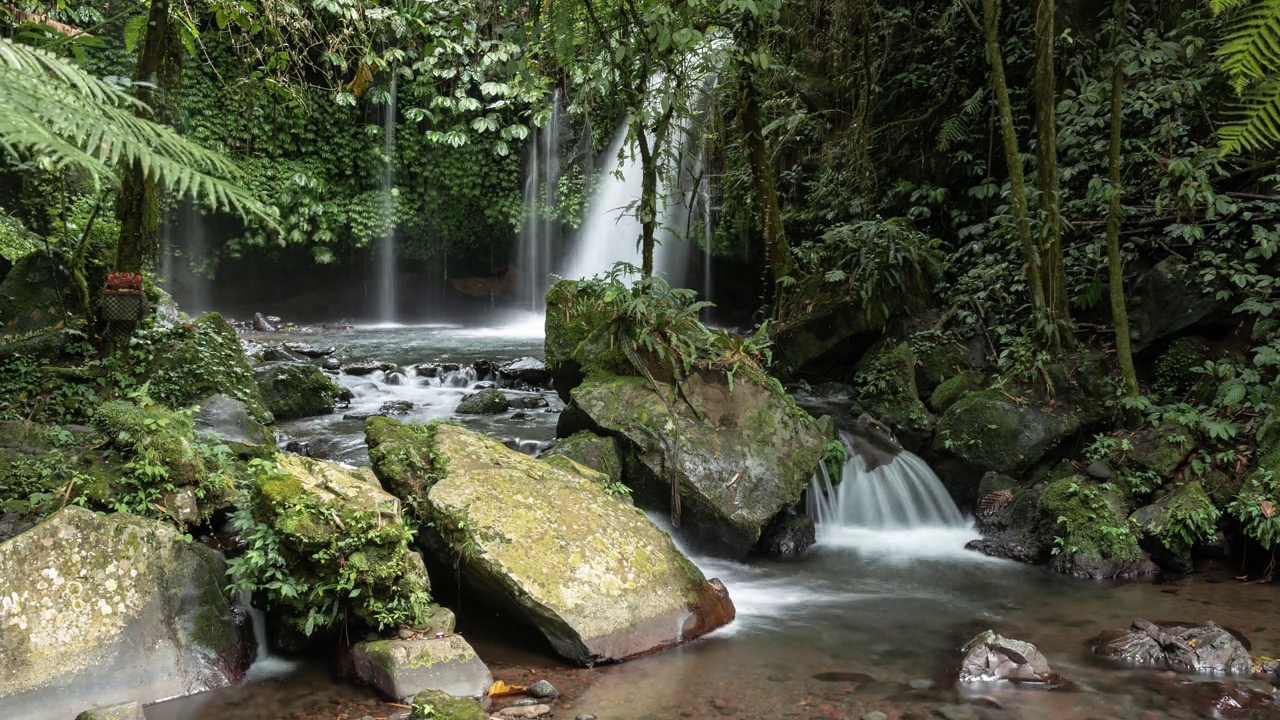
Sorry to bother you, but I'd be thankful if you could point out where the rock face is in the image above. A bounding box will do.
[455,388,509,414]
[0,508,250,719]
[570,371,825,557]
[351,634,492,700]
[1094,620,1253,675]
[253,361,342,420]
[369,420,735,665]
[542,431,624,485]
[959,630,1053,682]
[1128,258,1228,351]
[756,512,816,558]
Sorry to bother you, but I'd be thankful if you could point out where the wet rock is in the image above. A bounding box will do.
[1085,460,1112,480]
[863,712,889,720]
[959,630,1052,682]
[253,312,276,332]
[415,364,439,378]
[323,357,343,371]
[496,706,551,718]
[934,705,977,720]
[527,679,559,698]
[575,715,598,720]
[928,370,985,414]
[0,508,251,718]
[263,345,306,362]
[1094,619,1253,675]
[849,341,935,450]
[284,342,335,358]
[964,531,1043,564]
[1038,477,1156,579]
[146,313,273,424]
[381,400,415,416]
[193,394,274,456]
[253,361,342,420]
[499,357,550,386]
[385,372,409,386]
[508,395,550,410]
[1130,481,1217,574]
[1147,677,1278,718]
[570,370,825,558]
[343,361,391,376]
[351,634,492,700]
[367,420,735,665]
[755,511,816,557]
[541,431,623,486]
[74,701,146,720]
[408,689,486,720]
[456,388,509,414]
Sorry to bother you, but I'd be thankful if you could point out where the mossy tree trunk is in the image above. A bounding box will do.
[636,126,658,278]
[1106,0,1139,411]
[1034,0,1072,349]
[736,11,790,289]
[114,0,175,274]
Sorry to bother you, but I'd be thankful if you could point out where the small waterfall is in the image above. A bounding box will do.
[376,73,398,323]
[518,90,561,310]
[160,200,211,313]
[807,450,966,530]
[237,589,295,681]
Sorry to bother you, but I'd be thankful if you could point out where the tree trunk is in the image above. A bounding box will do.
[1035,0,1071,348]
[737,13,790,285]
[978,0,1046,317]
[635,125,657,278]
[1106,0,1139,409]
[114,0,174,273]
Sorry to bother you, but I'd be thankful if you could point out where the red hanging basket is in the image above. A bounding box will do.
[102,272,147,322]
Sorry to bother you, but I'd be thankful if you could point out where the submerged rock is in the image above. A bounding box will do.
[74,701,146,720]
[0,507,251,719]
[455,388,509,414]
[351,634,492,700]
[959,630,1052,682]
[1094,619,1253,675]
[570,371,825,557]
[367,420,735,665]
[252,361,342,420]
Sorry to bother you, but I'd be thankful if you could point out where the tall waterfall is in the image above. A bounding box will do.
[160,200,210,313]
[807,449,966,530]
[376,73,398,323]
[518,90,561,310]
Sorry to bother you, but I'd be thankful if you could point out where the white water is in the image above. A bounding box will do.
[519,91,561,310]
[376,73,398,323]
[238,590,296,682]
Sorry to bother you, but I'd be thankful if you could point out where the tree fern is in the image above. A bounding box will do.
[0,38,271,221]
[1212,0,1280,154]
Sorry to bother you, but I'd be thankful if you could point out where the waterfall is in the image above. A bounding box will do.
[376,72,398,323]
[238,589,296,681]
[807,449,966,530]
[518,90,561,310]
[160,200,210,313]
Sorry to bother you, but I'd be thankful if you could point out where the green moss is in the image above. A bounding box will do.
[929,370,985,413]
[252,362,340,420]
[1154,337,1210,399]
[850,341,934,445]
[1038,477,1141,564]
[454,388,508,414]
[367,418,448,520]
[410,690,486,720]
[934,389,1079,474]
[543,431,623,485]
[146,313,272,424]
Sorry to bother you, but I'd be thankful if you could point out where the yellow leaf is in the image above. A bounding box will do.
[487,680,528,697]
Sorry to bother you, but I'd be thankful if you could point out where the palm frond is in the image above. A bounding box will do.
[0,38,273,222]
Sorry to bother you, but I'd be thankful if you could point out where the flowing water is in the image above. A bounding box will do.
[518,90,561,311]
[148,323,1280,720]
[376,73,398,323]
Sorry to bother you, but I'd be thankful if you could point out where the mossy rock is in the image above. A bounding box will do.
[454,388,508,414]
[934,390,1080,475]
[544,280,629,400]
[351,634,492,701]
[74,701,146,720]
[252,361,340,420]
[0,250,91,360]
[542,431,623,485]
[366,418,446,517]
[379,422,735,665]
[1153,337,1211,399]
[410,690,487,720]
[914,330,985,400]
[928,370,985,413]
[1125,422,1191,478]
[1037,477,1152,579]
[146,313,272,424]
[1130,480,1219,573]
[849,341,934,449]
[0,508,251,717]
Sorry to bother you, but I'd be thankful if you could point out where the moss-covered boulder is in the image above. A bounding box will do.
[1125,422,1192,478]
[544,280,629,400]
[928,370,985,413]
[1036,477,1155,579]
[409,690,487,720]
[542,431,623,485]
[849,341,934,449]
[0,250,90,360]
[146,312,272,424]
[351,634,492,700]
[1128,258,1228,352]
[193,394,276,457]
[0,507,251,718]
[252,361,341,420]
[570,371,825,557]
[1130,481,1220,574]
[454,388,508,415]
[368,421,735,665]
[236,455,431,634]
[934,390,1081,476]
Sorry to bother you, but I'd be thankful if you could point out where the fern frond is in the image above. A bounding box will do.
[0,38,272,223]
[1216,0,1280,89]
[1219,80,1280,154]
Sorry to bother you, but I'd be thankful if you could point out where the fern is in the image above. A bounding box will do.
[1212,0,1280,154]
[0,38,272,222]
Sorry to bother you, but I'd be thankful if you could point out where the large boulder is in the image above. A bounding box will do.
[1128,258,1228,352]
[1036,477,1156,579]
[252,361,342,420]
[570,371,826,557]
[0,507,251,719]
[237,455,432,634]
[1130,481,1219,574]
[0,249,90,359]
[848,341,934,450]
[1094,619,1252,675]
[351,634,492,700]
[367,420,735,665]
[146,312,273,424]
[933,390,1080,476]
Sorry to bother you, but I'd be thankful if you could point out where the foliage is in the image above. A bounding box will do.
[1211,0,1280,153]
[1041,478,1143,563]
[1229,467,1280,549]
[1147,482,1221,553]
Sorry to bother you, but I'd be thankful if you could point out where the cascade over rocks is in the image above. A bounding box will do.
[1094,620,1253,675]
[366,419,735,665]
[253,361,342,420]
[0,507,251,720]
[568,371,825,558]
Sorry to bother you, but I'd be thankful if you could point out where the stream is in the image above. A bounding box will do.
[149,321,1280,720]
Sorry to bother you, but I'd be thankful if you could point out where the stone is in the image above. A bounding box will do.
[1094,620,1253,675]
[909,679,935,690]
[927,370,984,414]
[1126,422,1191,477]
[351,634,492,700]
[497,706,551,718]
[1085,460,1112,480]
[527,679,559,698]
[959,630,1052,682]
[1129,481,1217,574]
[934,390,1080,476]
[74,702,146,720]
[508,395,550,410]
[253,312,277,332]
[849,341,935,450]
[570,370,825,557]
[755,512,816,557]
[0,508,251,719]
[146,313,273,424]
[284,342,335,358]
[193,394,275,456]
[499,357,551,386]
[409,689,487,720]
[0,250,86,359]
[863,712,889,720]
[1038,477,1156,579]
[253,361,342,420]
[381,400,415,416]
[262,345,305,362]
[575,715,598,720]
[368,420,735,665]
[455,388,509,415]
[541,431,624,486]
[323,357,342,371]
[1128,258,1228,352]
[934,705,977,720]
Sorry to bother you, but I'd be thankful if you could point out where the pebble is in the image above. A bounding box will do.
[527,679,559,698]
[575,715,597,720]
[862,713,888,720]
[496,705,551,718]
[909,678,935,690]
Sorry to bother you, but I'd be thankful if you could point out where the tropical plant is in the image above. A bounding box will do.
[1211,0,1280,153]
